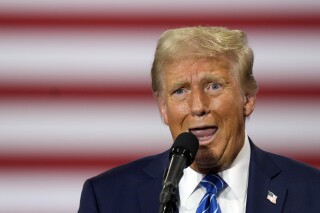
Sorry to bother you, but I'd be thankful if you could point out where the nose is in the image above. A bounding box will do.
[189,88,209,117]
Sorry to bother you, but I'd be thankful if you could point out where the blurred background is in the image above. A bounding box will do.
[0,0,319,212]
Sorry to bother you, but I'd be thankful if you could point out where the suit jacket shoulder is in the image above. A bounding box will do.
[247,141,320,213]
[78,151,169,213]
[267,149,319,182]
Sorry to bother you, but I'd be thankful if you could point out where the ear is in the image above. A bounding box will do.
[156,95,169,125]
[243,94,256,117]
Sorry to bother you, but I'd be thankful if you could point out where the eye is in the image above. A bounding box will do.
[209,83,221,90]
[173,88,185,95]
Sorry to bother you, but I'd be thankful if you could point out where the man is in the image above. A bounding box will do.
[78,26,320,213]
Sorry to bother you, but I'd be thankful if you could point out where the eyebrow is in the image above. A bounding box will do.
[200,73,227,84]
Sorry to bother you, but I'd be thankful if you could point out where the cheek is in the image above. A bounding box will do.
[209,94,245,133]
[166,101,189,123]
[224,92,244,114]
[165,102,190,138]
[209,96,239,117]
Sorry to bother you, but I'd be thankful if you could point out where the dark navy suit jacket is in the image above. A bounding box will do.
[78,140,320,213]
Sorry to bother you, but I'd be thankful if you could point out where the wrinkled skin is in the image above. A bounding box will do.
[157,58,256,174]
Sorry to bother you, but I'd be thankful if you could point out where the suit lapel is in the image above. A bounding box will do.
[246,140,287,213]
[137,151,170,213]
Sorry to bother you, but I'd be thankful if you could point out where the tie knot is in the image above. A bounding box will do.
[200,174,226,194]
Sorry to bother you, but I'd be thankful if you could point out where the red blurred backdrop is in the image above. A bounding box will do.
[0,1,319,212]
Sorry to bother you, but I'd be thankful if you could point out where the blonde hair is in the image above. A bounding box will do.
[151,26,258,96]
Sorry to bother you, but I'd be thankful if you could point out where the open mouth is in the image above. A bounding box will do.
[189,126,218,144]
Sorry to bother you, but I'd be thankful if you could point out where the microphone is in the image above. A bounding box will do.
[159,132,199,213]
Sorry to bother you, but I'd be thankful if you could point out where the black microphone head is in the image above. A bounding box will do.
[170,132,199,167]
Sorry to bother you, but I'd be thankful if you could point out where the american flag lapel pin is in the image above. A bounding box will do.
[267,190,277,204]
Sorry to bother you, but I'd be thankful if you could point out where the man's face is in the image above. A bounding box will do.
[157,58,256,174]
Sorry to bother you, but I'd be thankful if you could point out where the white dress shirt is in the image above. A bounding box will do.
[178,134,251,213]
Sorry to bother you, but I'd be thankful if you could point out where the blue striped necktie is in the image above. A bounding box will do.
[196,174,227,213]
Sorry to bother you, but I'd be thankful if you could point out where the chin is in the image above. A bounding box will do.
[193,151,222,174]
[193,148,235,174]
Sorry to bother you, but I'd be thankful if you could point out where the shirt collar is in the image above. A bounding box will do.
[178,133,251,203]
[219,133,250,201]
[179,164,204,204]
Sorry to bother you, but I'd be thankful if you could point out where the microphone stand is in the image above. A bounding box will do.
[159,169,178,213]
[159,187,177,213]
[159,201,176,213]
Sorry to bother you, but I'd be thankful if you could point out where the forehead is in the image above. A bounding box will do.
[162,58,232,81]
